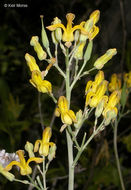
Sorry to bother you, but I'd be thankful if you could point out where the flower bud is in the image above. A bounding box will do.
[74,30,80,42]
[89,10,100,25]
[94,48,117,69]
[95,96,108,118]
[84,40,93,61]
[48,144,57,161]
[40,15,49,49]
[0,164,15,181]
[79,19,93,42]
[25,53,40,72]
[104,109,117,126]
[25,141,35,158]
[30,36,47,60]
[51,31,58,44]
[74,42,86,60]
[74,110,83,128]
[53,17,62,42]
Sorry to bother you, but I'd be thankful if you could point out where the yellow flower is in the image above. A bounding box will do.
[0,164,15,181]
[30,36,47,60]
[85,70,104,94]
[55,96,77,125]
[46,13,88,43]
[80,10,100,41]
[86,80,108,107]
[102,90,121,119]
[108,73,121,92]
[30,70,52,94]
[89,10,100,25]
[25,53,40,72]
[34,127,55,156]
[94,48,117,69]
[124,71,131,88]
[5,150,43,176]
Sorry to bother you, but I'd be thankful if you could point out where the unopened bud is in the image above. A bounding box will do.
[30,36,47,60]
[89,10,100,25]
[51,31,58,44]
[74,42,86,60]
[25,53,40,72]
[74,30,80,42]
[0,164,15,181]
[84,40,93,61]
[48,144,57,161]
[95,96,108,118]
[94,48,117,69]
[25,141,35,158]
[40,15,49,49]
[74,110,83,128]
[53,17,62,42]
[79,19,93,42]
[104,109,117,126]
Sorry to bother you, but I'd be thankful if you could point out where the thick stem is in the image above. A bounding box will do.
[66,130,74,190]
[65,48,74,190]
[114,119,125,190]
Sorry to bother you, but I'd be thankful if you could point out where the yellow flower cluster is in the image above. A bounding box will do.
[25,42,52,94]
[85,71,121,124]
[85,70,108,107]
[124,71,131,88]
[55,96,77,125]
[47,10,100,47]
[4,127,56,176]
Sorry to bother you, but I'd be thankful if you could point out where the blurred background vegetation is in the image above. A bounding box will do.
[0,0,131,189]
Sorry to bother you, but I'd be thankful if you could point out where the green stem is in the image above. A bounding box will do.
[65,48,71,103]
[65,48,74,190]
[49,93,57,104]
[36,176,44,190]
[38,92,44,130]
[73,121,104,167]
[66,129,74,190]
[114,119,125,190]
[70,62,95,90]
[27,175,41,190]
[54,64,66,79]
[42,157,47,190]
[14,178,30,185]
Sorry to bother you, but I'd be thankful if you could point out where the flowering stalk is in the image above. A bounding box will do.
[113,119,125,190]
[65,48,74,190]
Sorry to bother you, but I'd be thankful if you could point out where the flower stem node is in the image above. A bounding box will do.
[30,36,47,60]
[94,48,117,69]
